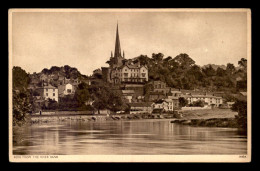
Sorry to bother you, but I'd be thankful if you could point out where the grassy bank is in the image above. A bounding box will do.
[180,108,238,120]
[171,118,238,128]
[171,109,246,130]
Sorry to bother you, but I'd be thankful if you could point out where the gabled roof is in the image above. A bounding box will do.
[166,96,179,100]
[240,92,247,96]
[122,90,135,94]
[171,91,182,94]
[125,84,144,88]
[115,62,148,70]
[38,85,57,89]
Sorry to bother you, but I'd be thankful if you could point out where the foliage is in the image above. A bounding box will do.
[12,67,32,126]
[13,66,30,91]
[173,53,195,70]
[238,58,247,70]
[134,54,247,92]
[74,82,91,106]
[89,80,126,113]
[42,98,59,110]
[231,99,247,129]
[179,97,188,107]
[58,95,80,110]
[190,100,205,107]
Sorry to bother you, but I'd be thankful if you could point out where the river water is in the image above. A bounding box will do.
[13,119,247,155]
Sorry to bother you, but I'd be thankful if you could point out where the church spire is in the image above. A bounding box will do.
[114,22,121,58]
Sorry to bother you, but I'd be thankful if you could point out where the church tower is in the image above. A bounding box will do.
[113,23,124,67]
[114,23,122,59]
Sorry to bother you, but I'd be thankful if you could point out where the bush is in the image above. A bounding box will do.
[231,99,247,129]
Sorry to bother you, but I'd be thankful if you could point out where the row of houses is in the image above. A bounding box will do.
[120,80,224,113]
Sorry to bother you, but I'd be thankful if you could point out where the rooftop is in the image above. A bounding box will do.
[122,90,135,94]
[129,102,153,107]
[38,85,57,89]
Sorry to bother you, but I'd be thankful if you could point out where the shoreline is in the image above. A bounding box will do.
[29,113,175,124]
[26,109,242,129]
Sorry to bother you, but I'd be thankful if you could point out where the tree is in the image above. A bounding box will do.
[13,66,30,91]
[41,68,51,75]
[226,63,236,75]
[231,99,247,129]
[74,82,91,108]
[58,95,80,110]
[50,66,61,73]
[12,67,32,126]
[173,53,195,70]
[202,65,216,77]
[152,53,164,64]
[238,58,247,70]
[192,100,205,107]
[89,81,125,114]
[216,67,226,77]
[135,55,152,66]
[43,99,58,110]
[179,97,188,107]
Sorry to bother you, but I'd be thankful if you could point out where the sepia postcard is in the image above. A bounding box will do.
[8,8,251,162]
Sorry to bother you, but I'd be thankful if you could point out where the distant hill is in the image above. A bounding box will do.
[202,64,226,70]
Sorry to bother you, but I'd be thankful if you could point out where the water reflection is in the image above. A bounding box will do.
[13,119,247,155]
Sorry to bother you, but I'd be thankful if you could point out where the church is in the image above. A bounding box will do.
[102,24,148,84]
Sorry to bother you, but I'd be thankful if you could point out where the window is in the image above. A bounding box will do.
[46,93,48,96]
[53,89,55,91]
[67,89,72,93]
[53,93,55,96]
[142,73,146,77]
[125,69,127,71]
[124,73,128,77]
[46,89,48,91]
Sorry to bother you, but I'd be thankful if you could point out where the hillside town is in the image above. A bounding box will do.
[20,24,247,116]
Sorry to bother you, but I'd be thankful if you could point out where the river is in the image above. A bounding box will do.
[13,119,247,155]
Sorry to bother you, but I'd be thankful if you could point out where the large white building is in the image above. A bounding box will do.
[102,24,148,84]
[184,94,223,107]
[37,85,58,102]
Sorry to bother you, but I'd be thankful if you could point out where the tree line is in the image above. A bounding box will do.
[135,53,247,92]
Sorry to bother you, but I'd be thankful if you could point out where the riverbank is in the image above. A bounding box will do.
[170,109,246,130]
[29,113,175,124]
[28,108,238,125]
[171,118,238,128]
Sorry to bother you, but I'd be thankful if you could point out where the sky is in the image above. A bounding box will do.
[11,10,249,76]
